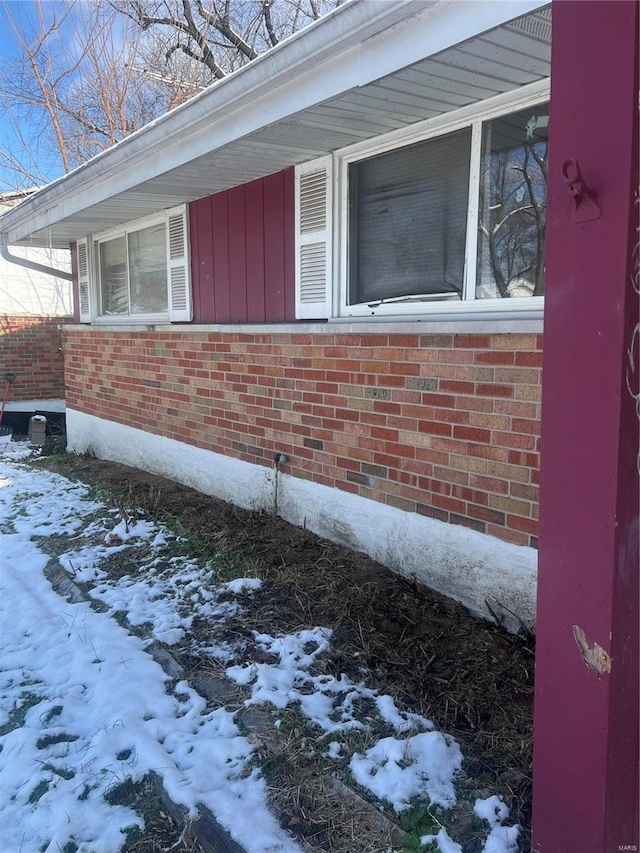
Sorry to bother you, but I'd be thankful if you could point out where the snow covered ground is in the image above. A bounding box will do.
[0,443,520,853]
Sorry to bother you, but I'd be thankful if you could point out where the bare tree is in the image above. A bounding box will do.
[0,0,205,189]
[0,0,339,191]
[115,0,340,78]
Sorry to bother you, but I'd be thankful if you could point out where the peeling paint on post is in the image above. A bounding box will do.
[572,625,612,676]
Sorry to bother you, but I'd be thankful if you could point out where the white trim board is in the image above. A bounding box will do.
[66,409,537,631]
[63,319,544,335]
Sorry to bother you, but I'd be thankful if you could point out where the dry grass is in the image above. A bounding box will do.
[35,452,535,851]
[103,776,205,852]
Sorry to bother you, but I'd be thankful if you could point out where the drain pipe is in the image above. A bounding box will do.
[0,233,73,281]
[272,453,288,517]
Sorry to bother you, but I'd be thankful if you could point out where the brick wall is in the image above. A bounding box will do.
[1,315,69,401]
[65,328,542,547]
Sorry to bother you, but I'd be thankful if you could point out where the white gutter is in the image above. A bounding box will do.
[0,0,548,246]
[0,234,72,281]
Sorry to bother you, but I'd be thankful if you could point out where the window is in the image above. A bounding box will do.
[476,106,548,300]
[77,205,191,323]
[349,129,472,306]
[295,91,549,320]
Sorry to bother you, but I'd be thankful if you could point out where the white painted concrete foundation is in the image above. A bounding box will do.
[66,409,537,630]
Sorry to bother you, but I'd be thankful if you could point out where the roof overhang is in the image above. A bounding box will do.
[0,0,551,249]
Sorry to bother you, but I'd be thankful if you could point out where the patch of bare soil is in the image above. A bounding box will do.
[37,450,534,851]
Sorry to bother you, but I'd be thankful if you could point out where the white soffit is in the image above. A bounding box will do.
[2,1,551,248]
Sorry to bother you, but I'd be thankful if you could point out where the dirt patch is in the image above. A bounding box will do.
[36,451,534,849]
[103,775,206,852]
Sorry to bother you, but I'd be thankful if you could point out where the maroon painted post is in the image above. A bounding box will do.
[532,2,639,852]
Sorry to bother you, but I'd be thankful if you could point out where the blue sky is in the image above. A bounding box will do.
[0,0,175,194]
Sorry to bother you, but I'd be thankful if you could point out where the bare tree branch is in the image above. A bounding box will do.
[0,148,42,189]
[262,1,279,47]
[195,0,259,59]
[0,0,338,190]
[493,204,535,236]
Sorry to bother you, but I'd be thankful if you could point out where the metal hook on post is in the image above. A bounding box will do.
[561,158,602,223]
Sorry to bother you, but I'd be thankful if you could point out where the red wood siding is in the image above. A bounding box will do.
[189,169,295,324]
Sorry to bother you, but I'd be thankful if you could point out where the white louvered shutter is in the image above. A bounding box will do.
[166,205,192,322]
[295,156,333,320]
[76,238,92,323]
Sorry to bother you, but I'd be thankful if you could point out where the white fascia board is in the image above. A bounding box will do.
[0,0,549,246]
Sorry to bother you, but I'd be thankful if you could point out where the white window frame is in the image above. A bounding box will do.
[83,205,191,324]
[334,80,550,320]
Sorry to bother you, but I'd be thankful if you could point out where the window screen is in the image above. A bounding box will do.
[99,236,127,315]
[129,223,167,315]
[476,103,548,299]
[348,128,472,305]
